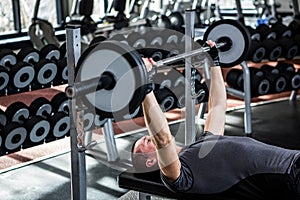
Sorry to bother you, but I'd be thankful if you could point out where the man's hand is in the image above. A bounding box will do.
[205,40,220,67]
[142,58,156,94]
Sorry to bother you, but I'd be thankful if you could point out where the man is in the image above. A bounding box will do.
[131,41,300,199]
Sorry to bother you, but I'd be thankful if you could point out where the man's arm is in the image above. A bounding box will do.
[203,44,227,135]
[142,58,181,182]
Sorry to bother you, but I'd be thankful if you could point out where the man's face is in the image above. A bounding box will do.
[133,135,156,154]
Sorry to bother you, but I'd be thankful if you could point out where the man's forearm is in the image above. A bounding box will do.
[204,67,227,135]
[142,91,181,181]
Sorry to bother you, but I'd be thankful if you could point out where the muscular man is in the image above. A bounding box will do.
[131,41,300,199]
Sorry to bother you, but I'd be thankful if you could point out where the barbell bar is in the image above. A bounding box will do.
[67,19,251,118]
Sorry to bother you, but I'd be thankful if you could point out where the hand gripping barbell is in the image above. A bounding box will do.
[66,19,251,119]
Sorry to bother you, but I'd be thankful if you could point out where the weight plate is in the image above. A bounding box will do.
[4,122,27,150]
[24,116,50,143]
[75,40,148,119]
[30,97,52,117]
[50,112,70,138]
[0,49,17,68]
[203,19,251,67]
[51,92,69,114]
[84,112,94,131]
[40,44,61,60]
[0,66,9,91]
[94,114,107,127]
[5,101,30,124]
[35,59,58,85]
[10,62,35,89]
[18,46,40,64]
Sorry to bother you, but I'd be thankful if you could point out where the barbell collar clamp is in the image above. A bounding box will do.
[66,72,116,98]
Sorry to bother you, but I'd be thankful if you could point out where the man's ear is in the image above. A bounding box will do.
[145,157,157,168]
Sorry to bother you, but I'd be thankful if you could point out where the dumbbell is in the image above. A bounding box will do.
[271,22,293,38]
[261,64,287,94]
[0,121,27,154]
[246,26,266,63]
[126,31,147,49]
[195,81,209,104]
[53,57,68,86]
[0,65,9,96]
[22,115,50,148]
[30,97,52,118]
[0,48,35,94]
[51,92,69,114]
[45,111,70,142]
[122,105,142,121]
[167,11,184,31]
[2,101,29,153]
[5,101,30,124]
[31,44,60,89]
[153,72,172,90]
[249,67,271,97]
[94,114,107,128]
[226,68,243,91]
[276,62,300,91]
[277,37,298,60]
[293,34,300,56]
[154,87,176,112]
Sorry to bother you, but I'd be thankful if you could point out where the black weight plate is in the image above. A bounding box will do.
[10,62,35,89]
[51,92,69,114]
[5,101,30,124]
[75,40,148,119]
[0,48,17,68]
[0,66,9,91]
[24,115,50,143]
[30,97,52,117]
[40,44,61,60]
[18,46,40,64]
[49,111,70,138]
[34,59,58,85]
[3,122,27,151]
[203,19,251,68]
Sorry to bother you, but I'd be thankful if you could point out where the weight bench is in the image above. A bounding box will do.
[118,170,185,200]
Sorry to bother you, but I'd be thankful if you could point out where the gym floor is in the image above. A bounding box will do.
[0,94,299,200]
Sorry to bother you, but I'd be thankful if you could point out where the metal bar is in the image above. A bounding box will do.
[67,25,87,200]
[235,0,245,24]
[289,90,298,101]
[198,58,210,119]
[292,0,300,16]
[12,0,21,32]
[184,9,196,145]
[226,87,245,99]
[65,73,115,98]
[56,0,63,24]
[241,61,252,135]
[102,118,119,161]
[155,42,225,68]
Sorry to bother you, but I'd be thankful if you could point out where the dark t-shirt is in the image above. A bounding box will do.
[161,133,300,196]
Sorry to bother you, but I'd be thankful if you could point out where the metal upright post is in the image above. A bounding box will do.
[66,25,87,200]
[241,61,252,135]
[102,118,119,161]
[184,9,196,145]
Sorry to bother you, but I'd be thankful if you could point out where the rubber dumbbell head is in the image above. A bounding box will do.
[1,122,27,153]
[51,92,69,114]
[32,58,57,89]
[46,111,70,142]
[5,101,30,124]
[261,64,287,93]
[17,46,40,65]
[30,97,52,117]
[40,44,61,61]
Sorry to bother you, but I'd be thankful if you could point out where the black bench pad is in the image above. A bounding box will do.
[118,170,184,199]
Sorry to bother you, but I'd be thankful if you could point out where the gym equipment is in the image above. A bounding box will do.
[5,101,30,124]
[23,115,50,148]
[277,37,298,60]
[53,57,68,86]
[227,67,271,97]
[168,11,184,30]
[153,72,172,90]
[94,114,107,128]
[28,0,60,50]
[66,19,251,119]
[31,58,58,89]
[262,38,282,61]
[261,64,286,94]
[246,26,266,63]
[126,31,147,49]
[122,105,142,120]
[226,68,243,91]
[46,111,70,142]
[40,44,61,61]
[276,62,300,91]
[0,49,35,94]
[17,46,40,64]
[51,92,69,114]
[30,97,52,117]
[89,35,107,47]
[0,66,9,96]
[154,87,176,112]
[1,122,27,154]
[83,112,95,131]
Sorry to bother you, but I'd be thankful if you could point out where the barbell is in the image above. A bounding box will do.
[66,19,251,118]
